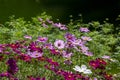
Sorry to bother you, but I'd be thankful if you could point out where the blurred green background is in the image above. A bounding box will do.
[0,0,120,23]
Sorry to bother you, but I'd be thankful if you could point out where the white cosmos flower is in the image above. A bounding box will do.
[73,65,92,74]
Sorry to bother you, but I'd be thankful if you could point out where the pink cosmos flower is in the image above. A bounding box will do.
[79,27,89,32]
[65,33,76,41]
[42,23,48,27]
[53,23,67,30]
[37,36,48,43]
[102,55,110,59]
[81,36,92,41]
[46,19,53,24]
[84,51,93,56]
[54,40,65,49]
[43,43,54,49]
[62,51,73,59]
[24,35,32,39]
[72,39,84,46]
[38,18,43,22]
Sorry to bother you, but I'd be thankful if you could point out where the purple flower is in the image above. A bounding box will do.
[38,18,43,22]
[72,39,84,46]
[0,72,10,77]
[27,51,43,58]
[81,46,89,53]
[79,27,89,32]
[24,35,32,39]
[64,59,72,65]
[36,36,48,43]
[54,40,65,49]
[42,23,48,27]
[50,49,60,55]
[65,41,75,48]
[46,58,59,66]
[84,51,93,56]
[43,43,54,49]
[28,42,43,52]
[46,19,53,24]
[65,33,76,41]
[62,51,73,59]
[53,23,67,30]
[19,54,31,62]
[7,58,18,75]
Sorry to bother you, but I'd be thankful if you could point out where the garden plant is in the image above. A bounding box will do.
[0,13,120,80]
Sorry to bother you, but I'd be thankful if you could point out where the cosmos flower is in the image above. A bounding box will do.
[72,39,83,46]
[79,27,90,32]
[24,35,32,39]
[46,19,53,24]
[54,40,65,49]
[103,73,113,80]
[27,51,43,58]
[102,55,110,59]
[89,58,107,69]
[36,36,48,43]
[53,23,67,30]
[50,49,60,55]
[62,51,73,59]
[42,23,48,27]
[84,51,93,56]
[27,76,46,80]
[65,33,76,41]
[46,58,59,66]
[7,58,19,75]
[81,36,92,41]
[43,43,54,49]
[0,72,10,77]
[19,54,32,62]
[73,65,92,74]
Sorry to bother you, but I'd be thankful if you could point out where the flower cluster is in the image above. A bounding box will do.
[0,19,115,80]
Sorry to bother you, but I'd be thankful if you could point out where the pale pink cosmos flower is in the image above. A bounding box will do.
[53,23,67,30]
[81,46,89,53]
[46,19,53,24]
[102,55,110,59]
[54,40,65,49]
[62,51,73,59]
[38,18,43,22]
[79,27,89,32]
[42,23,48,27]
[24,35,32,39]
[72,39,84,46]
[84,51,93,56]
[81,36,92,41]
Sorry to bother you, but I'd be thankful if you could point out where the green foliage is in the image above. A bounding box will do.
[0,13,120,79]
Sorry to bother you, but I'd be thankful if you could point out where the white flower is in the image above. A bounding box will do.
[73,65,92,74]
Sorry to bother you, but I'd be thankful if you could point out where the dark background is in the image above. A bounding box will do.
[0,0,120,23]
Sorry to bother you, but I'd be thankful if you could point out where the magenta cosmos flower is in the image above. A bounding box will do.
[79,27,89,32]
[54,40,65,49]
